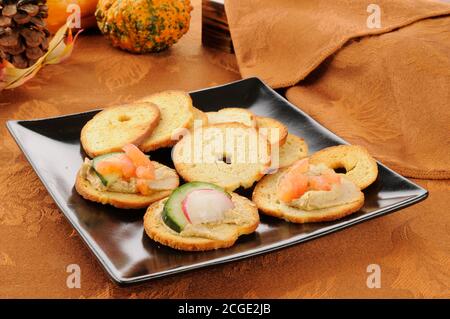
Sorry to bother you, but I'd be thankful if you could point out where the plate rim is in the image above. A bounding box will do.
[5,77,429,285]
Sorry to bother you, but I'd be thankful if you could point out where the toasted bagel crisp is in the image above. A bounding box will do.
[138,91,194,152]
[310,145,378,190]
[255,116,288,146]
[276,134,308,169]
[172,123,271,191]
[206,108,257,127]
[75,162,179,209]
[190,107,209,126]
[80,102,160,158]
[144,192,259,251]
[252,168,365,223]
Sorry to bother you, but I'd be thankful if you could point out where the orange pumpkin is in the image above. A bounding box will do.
[47,0,99,34]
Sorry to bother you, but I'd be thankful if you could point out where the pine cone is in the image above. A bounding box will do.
[0,0,50,69]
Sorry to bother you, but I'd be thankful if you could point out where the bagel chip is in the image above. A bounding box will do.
[80,102,160,158]
[252,168,365,223]
[144,193,259,251]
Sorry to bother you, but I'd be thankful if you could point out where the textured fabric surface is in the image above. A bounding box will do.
[225,0,450,88]
[287,16,450,179]
[226,0,450,179]
[0,0,450,298]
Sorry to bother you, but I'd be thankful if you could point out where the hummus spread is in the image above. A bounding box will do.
[280,163,360,211]
[290,177,360,210]
[81,159,176,194]
[162,204,248,240]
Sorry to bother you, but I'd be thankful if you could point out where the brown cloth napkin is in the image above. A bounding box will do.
[224,0,450,179]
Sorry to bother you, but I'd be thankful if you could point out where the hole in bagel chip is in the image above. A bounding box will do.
[333,167,347,174]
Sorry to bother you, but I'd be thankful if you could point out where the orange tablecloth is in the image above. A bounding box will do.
[1,0,449,298]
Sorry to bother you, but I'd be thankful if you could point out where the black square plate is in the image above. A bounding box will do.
[7,78,427,285]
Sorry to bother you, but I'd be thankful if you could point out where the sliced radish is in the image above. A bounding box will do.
[182,189,234,224]
[162,182,229,232]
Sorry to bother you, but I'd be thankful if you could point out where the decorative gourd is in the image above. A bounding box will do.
[47,0,98,34]
[95,0,192,53]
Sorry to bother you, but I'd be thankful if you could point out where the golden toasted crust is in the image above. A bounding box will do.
[80,102,160,158]
[172,123,271,191]
[206,108,257,127]
[310,145,378,190]
[144,193,259,251]
[252,168,365,223]
[190,107,209,126]
[138,91,194,152]
[75,163,179,209]
[275,134,308,169]
[255,116,288,146]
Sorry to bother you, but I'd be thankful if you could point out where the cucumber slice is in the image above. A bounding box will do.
[162,182,230,232]
[94,170,109,187]
[92,152,124,186]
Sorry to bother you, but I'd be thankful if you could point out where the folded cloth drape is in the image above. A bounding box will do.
[224,0,450,179]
